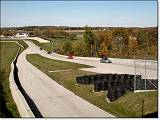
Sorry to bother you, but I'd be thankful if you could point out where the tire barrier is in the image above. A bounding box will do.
[13,48,43,118]
[84,75,90,85]
[76,75,93,85]
[94,74,101,92]
[107,84,117,102]
[76,73,157,102]
[90,75,95,84]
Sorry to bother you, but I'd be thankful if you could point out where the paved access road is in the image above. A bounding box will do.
[1,37,50,43]
[16,41,115,117]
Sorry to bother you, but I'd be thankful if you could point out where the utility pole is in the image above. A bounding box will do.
[144,57,147,91]
[141,100,144,117]
[52,42,54,53]
[134,55,136,92]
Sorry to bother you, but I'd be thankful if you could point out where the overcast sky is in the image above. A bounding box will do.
[1,1,157,27]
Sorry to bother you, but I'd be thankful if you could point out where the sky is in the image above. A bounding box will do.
[1,1,157,27]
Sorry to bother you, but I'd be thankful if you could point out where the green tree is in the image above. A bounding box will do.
[69,33,77,40]
[137,31,149,49]
[83,25,96,56]
[136,31,150,59]
[63,40,72,55]
[72,40,86,56]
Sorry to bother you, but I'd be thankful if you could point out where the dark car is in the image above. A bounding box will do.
[47,51,51,54]
[100,57,112,63]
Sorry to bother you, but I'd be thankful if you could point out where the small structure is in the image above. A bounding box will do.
[129,36,137,40]
[0,35,5,38]
[15,31,29,38]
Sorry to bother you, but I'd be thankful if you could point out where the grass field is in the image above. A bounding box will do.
[29,38,84,55]
[26,54,158,118]
[29,39,52,52]
[29,38,66,52]
[0,41,28,117]
[17,41,28,52]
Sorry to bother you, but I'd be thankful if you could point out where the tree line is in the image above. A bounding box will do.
[62,26,157,60]
[1,26,157,59]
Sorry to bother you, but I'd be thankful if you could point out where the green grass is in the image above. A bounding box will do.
[29,39,52,52]
[17,40,28,51]
[26,54,158,118]
[0,40,28,52]
[28,38,66,52]
[28,37,79,55]
[0,42,19,117]
[0,41,28,117]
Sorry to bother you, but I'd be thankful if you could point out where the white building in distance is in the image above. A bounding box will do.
[15,31,29,38]
[0,35,5,38]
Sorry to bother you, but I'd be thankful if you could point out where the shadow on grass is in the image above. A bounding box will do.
[0,70,14,118]
[143,111,158,118]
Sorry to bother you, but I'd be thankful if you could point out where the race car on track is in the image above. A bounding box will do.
[100,57,112,63]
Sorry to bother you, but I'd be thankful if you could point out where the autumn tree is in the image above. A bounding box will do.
[95,30,112,57]
[1,29,16,36]
[136,30,151,59]
[112,28,129,56]
[128,37,138,57]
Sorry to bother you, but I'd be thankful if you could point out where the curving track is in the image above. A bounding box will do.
[16,41,114,117]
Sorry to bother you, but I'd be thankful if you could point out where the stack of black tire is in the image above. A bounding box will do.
[76,74,136,102]
[76,74,111,92]
[107,74,126,102]
[123,74,135,91]
[101,74,110,91]
[108,74,115,101]
[76,75,92,85]
[93,74,113,92]
[94,74,102,92]
[76,73,157,102]
[135,75,144,90]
